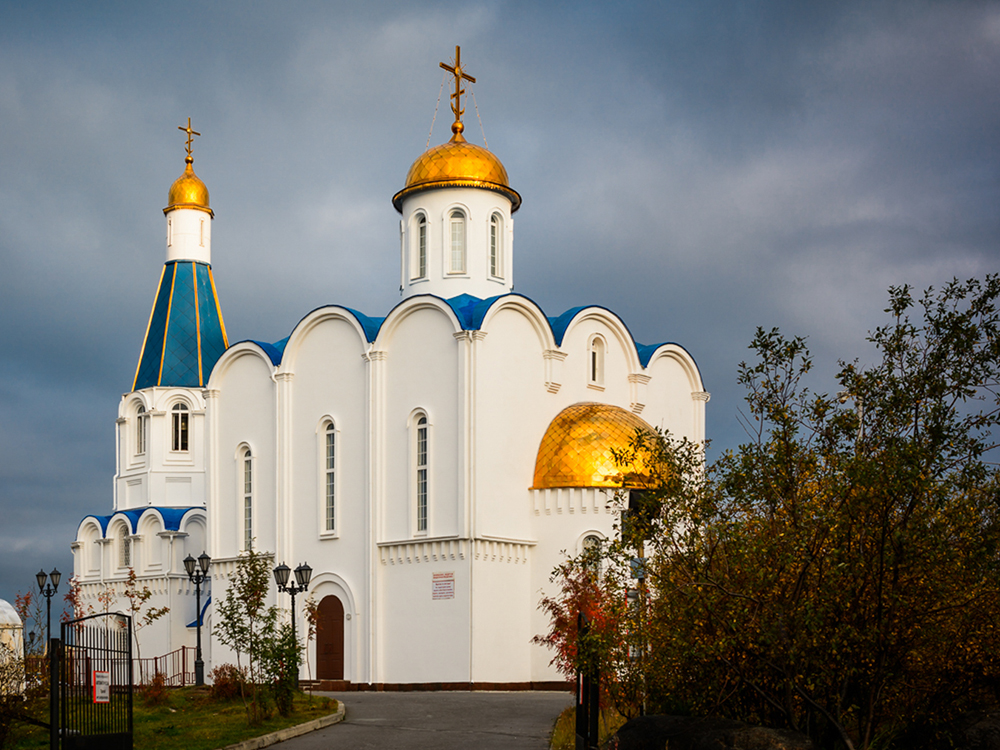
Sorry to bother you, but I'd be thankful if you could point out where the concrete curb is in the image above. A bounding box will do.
[219,702,346,750]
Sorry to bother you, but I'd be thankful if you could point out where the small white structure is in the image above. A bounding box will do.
[0,599,24,695]
[71,52,708,687]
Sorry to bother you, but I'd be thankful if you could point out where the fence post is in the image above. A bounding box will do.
[49,637,59,750]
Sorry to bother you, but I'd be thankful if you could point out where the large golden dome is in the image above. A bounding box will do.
[532,403,659,490]
[392,125,521,213]
[164,156,213,216]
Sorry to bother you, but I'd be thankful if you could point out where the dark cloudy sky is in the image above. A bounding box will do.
[1,1,997,608]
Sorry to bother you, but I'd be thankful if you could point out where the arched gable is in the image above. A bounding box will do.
[77,515,109,539]
[478,295,556,352]
[375,294,464,347]
[277,306,373,375]
[558,307,643,374]
[645,343,705,394]
[207,342,276,388]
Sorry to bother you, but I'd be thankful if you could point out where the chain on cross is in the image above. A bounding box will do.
[440,46,476,126]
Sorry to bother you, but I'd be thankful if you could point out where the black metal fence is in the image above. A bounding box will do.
[58,613,133,750]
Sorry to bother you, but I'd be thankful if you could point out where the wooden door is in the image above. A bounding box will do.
[316,595,345,680]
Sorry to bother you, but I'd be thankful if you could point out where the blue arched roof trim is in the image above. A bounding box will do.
[78,507,204,538]
[80,515,110,536]
[547,306,588,346]
[227,293,700,378]
[250,339,286,366]
[187,595,212,628]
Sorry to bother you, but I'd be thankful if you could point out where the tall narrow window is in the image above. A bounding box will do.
[243,448,253,550]
[135,406,147,455]
[199,218,205,247]
[449,210,466,273]
[416,415,428,533]
[417,215,427,278]
[490,214,502,277]
[589,337,606,386]
[325,424,336,532]
[119,526,131,568]
[167,218,173,247]
[172,403,189,451]
[583,534,602,575]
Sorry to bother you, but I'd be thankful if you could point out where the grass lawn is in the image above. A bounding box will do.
[9,689,339,750]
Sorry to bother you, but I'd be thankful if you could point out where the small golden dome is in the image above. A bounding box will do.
[532,403,658,490]
[392,130,521,213]
[164,156,213,217]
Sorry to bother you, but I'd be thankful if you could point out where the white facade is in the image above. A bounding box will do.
[72,111,707,687]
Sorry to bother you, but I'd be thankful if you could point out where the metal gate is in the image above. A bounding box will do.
[58,613,133,750]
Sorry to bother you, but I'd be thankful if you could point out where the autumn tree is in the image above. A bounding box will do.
[536,276,1000,750]
[644,277,1000,750]
[215,548,303,723]
[121,568,169,664]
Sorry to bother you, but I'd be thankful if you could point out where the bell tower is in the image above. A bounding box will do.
[114,120,229,511]
[392,47,521,300]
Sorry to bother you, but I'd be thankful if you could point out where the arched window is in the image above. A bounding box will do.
[589,336,606,386]
[448,210,466,274]
[490,213,502,278]
[172,403,189,452]
[243,448,253,550]
[415,214,427,279]
[135,405,147,455]
[118,524,132,569]
[324,423,336,532]
[582,534,602,574]
[415,414,429,533]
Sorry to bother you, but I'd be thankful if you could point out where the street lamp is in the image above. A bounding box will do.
[183,551,211,686]
[273,561,312,687]
[35,568,61,642]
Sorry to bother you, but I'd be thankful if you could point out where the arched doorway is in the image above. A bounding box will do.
[316,595,344,680]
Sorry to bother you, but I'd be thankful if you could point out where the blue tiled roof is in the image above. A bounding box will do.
[133,261,229,390]
[79,506,202,538]
[248,293,689,373]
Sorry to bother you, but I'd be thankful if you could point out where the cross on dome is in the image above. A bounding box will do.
[440,46,476,137]
[178,117,201,161]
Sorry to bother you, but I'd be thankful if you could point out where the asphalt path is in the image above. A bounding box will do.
[274,690,573,749]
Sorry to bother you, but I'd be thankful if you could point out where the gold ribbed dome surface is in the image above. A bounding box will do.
[164,156,213,216]
[532,403,658,490]
[392,131,521,212]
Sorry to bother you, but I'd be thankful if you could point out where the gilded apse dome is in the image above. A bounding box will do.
[392,125,521,213]
[532,403,659,490]
[164,156,213,216]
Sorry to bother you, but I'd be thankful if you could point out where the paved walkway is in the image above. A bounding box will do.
[275,690,573,749]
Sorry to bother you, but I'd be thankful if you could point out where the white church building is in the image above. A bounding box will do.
[71,52,708,688]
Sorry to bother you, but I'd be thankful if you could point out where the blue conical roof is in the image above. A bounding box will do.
[132,260,229,390]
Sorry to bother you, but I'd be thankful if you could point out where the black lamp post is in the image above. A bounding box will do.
[183,551,211,686]
[273,561,312,687]
[35,568,61,642]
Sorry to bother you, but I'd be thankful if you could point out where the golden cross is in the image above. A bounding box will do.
[177,117,201,159]
[440,46,476,125]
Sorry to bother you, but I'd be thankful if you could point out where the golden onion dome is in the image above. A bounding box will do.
[164,156,213,217]
[392,123,521,213]
[532,403,659,490]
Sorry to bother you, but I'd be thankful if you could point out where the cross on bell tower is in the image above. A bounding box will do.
[440,46,476,138]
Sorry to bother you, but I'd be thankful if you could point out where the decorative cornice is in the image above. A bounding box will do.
[692,391,711,402]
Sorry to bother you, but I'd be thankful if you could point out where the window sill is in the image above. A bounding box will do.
[587,383,606,392]
[319,531,339,541]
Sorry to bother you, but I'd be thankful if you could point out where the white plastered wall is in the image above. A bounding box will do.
[400,187,514,300]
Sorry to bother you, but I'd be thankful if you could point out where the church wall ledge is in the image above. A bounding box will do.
[531,487,616,516]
